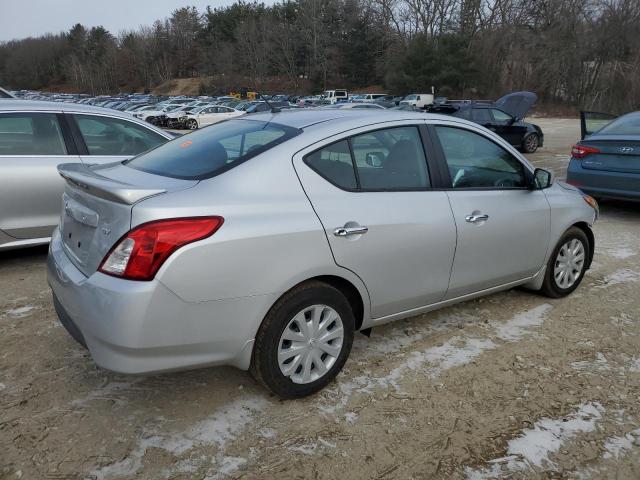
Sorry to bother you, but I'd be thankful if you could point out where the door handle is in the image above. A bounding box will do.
[465,213,489,223]
[334,226,369,237]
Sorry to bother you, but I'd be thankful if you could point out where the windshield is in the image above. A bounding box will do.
[597,114,640,136]
[126,119,301,180]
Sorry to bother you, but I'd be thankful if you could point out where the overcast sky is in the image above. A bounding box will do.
[0,0,258,42]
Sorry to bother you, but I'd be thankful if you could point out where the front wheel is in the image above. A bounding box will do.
[522,133,540,153]
[186,119,198,130]
[250,281,355,398]
[540,227,590,298]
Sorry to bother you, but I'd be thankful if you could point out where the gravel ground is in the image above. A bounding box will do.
[1,118,640,480]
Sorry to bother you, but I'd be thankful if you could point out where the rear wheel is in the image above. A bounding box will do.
[522,133,540,153]
[250,281,355,398]
[540,227,589,298]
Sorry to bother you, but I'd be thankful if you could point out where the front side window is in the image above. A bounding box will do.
[305,126,430,191]
[0,113,67,155]
[127,119,300,180]
[74,115,166,156]
[435,126,526,189]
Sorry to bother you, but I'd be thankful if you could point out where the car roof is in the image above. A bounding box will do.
[0,99,145,120]
[244,109,452,129]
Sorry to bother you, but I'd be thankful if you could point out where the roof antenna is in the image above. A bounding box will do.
[252,88,280,114]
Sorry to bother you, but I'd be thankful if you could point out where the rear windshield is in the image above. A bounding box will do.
[598,114,640,136]
[126,119,301,180]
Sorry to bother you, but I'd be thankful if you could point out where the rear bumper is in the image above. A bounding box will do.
[566,159,640,201]
[47,228,275,373]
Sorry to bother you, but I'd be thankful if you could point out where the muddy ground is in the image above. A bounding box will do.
[1,118,640,480]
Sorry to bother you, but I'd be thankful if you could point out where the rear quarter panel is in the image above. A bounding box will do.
[130,142,371,318]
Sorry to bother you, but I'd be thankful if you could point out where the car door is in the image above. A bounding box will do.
[68,113,169,166]
[0,111,80,240]
[293,123,457,319]
[429,123,550,299]
[580,111,618,140]
[198,107,219,127]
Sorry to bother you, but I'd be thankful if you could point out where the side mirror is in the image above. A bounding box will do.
[365,152,384,168]
[531,168,553,189]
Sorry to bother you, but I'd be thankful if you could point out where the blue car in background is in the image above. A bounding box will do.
[567,111,640,201]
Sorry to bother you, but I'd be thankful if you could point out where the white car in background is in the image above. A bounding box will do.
[400,93,435,109]
[184,106,245,129]
[133,105,182,125]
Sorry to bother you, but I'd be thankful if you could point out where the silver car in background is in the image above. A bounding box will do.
[0,100,172,250]
[47,110,598,398]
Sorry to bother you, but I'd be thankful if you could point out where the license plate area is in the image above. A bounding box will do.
[61,193,99,267]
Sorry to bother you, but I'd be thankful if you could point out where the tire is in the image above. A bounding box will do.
[522,133,539,153]
[540,227,590,298]
[186,119,198,130]
[250,281,355,398]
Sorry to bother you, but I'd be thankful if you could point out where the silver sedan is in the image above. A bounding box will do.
[47,109,598,398]
[0,100,172,250]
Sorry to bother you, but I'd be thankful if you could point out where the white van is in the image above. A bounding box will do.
[323,89,348,104]
[399,93,434,109]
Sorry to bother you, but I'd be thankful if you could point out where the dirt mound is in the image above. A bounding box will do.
[152,78,207,96]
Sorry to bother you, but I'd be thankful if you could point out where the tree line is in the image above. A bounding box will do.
[0,0,639,112]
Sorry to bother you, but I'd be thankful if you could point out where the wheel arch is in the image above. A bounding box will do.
[572,221,595,269]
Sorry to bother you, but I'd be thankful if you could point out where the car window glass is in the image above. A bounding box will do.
[598,114,640,135]
[128,119,299,180]
[491,109,512,122]
[435,126,526,189]
[0,113,67,155]
[75,115,166,156]
[471,109,492,123]
[352,126,430,189]
[305,140,357,189]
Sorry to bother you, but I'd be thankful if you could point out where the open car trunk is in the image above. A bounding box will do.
[57,162,197,277]
[494,91,537,121]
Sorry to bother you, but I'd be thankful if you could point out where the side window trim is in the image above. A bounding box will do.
[427,123,530,191]
[57,113,79,155]
[303,124,433,192]
[64,113,90,155]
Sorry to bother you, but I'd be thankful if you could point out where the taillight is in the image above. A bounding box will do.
[99,217,223,281]
[571,144,600,159]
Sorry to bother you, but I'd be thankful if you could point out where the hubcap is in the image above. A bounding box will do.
[278,304,344,384]
[527,135,538,150]
[554,238,585,289]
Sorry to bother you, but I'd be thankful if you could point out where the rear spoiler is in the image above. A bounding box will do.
[58,163,166,205]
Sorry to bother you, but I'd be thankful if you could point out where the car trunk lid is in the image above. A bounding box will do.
[578,137,640,174]
[58,162,198,277]
[494,91,537,121]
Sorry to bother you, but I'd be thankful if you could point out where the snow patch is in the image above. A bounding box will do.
[595,269,640,288]
[288,437,336,455]
[607,247,636,260]
[2,305,37,318]
[466,402,604,478]
[602,429,640,459]
[90,395,268,479]
[493,304,552,341]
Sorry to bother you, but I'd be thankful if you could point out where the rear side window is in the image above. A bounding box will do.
[74,115,166,156]
[0,113,67,155]
[305,140,357,189]
[471,109,491,123]
[127,119,301,180]
[598,114,640,135]
[305,126,430,191]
